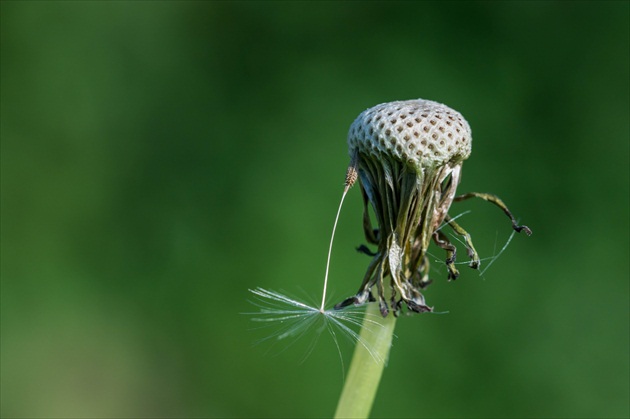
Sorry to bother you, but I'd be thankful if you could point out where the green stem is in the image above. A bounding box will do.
[334,303,397,418]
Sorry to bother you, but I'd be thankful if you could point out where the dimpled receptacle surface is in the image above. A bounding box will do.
[348,99,472,169]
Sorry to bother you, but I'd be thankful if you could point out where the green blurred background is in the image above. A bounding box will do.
[2,1,628,418]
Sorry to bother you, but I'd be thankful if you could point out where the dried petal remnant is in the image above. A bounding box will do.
[336,99,530,317]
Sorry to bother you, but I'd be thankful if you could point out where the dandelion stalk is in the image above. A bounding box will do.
[334,300,396,419]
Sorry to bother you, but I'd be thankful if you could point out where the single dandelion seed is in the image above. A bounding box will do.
[246,151,387,364]
[334,99,532,317]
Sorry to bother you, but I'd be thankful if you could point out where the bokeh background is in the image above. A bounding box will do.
[2,1,628,418]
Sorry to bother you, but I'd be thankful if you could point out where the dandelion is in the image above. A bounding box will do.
[248,98,531,418]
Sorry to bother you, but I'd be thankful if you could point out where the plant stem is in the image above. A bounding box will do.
[334,302,397,418]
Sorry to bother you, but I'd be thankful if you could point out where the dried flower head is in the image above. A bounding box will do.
[335,99,531,317]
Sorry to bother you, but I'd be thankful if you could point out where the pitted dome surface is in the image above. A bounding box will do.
[348,99,472,169]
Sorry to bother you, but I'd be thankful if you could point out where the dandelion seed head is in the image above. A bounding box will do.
[336,99,531,317]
